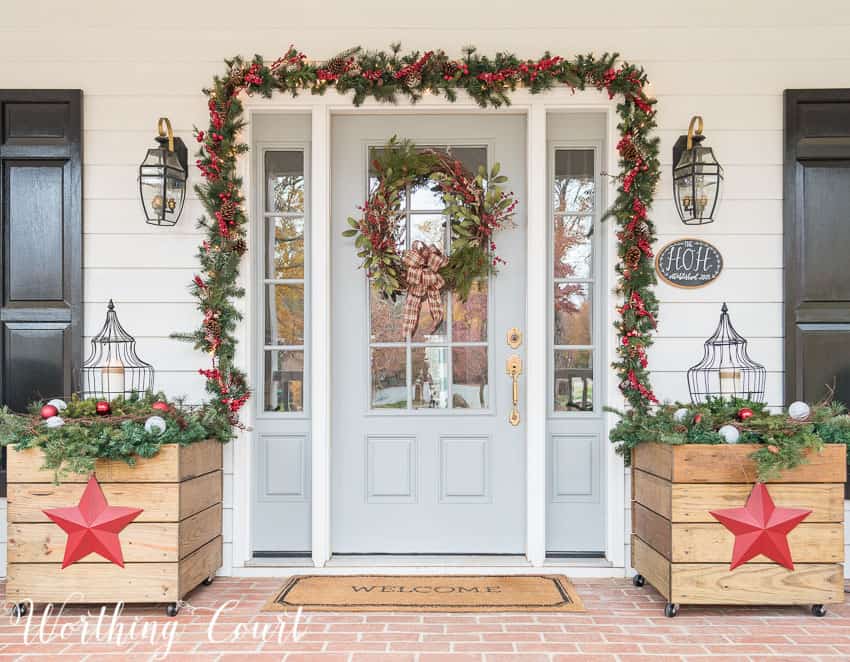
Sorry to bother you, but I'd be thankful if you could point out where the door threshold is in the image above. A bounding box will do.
[244,554,613,569]
[327,554,530,567]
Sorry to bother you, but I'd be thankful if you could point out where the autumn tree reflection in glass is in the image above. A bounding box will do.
[368,146,490,411]
[263,151,306,412]
[553,149,595,412]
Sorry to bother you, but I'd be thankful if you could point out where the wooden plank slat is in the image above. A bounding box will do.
[672,523,843,563]
[633,470,672,519]
[671,444,846,484]
[7,439,222,483]
[7,522,178,563]
[670,563,843,605]
[179,439,223,481]
[179,536,221,598]
[6,563,178,603]
[179,471,222,520]
[631,535,671,600]
[670,483,845,523]
[632,444,673,481]
[8,483,181,523]
[633,503,672,559]
[179,504,222,559]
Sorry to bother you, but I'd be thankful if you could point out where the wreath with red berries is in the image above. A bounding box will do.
[343,136,518,302]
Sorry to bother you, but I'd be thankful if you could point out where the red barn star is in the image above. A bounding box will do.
[43,475,143,568]
[710,482,811,570]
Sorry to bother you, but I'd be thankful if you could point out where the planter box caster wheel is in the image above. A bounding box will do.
[812,604,827,617]
[664,603,679,618]
[11,603,28,618]
[632,574,645,587]
[166,603,180,617]
[202,574,215,586]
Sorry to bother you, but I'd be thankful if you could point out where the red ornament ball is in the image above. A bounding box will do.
[693,413,703,424]
[40,404,59,420]
[738,407,755,421]
[151,401,170,413]
[95,401,111,416]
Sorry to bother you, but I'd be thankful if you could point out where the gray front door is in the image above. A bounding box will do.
[331,114,527,553]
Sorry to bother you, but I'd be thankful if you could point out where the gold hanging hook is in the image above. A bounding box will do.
[686,115,704,151]
[157,117,175,153]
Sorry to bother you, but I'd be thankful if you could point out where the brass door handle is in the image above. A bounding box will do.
[506,354,522,426]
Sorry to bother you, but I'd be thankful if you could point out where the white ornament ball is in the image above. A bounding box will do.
[144,416,167,436]
[47,398,67,411]
[718,424,740,444]
[788,401,811,421]
[44,416,64,429]
[673,408,689,422]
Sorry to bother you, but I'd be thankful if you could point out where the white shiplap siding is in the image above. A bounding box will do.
[2,0,850,577]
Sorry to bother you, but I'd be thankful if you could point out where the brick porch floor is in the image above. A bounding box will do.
[0,577,848,660]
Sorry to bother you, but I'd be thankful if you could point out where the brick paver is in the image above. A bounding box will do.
[0,578,846,660]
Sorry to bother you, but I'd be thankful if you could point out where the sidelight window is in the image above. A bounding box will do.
[551,148,597,413]
[368,146,491,412]
[262,150,307,413]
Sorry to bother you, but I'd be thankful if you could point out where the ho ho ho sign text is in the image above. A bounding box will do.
[655,238,723,288]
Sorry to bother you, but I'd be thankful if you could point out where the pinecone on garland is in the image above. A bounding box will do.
[348,63,362,77]
[231,237,247,256]
[204,317,222,339]
[405,72,422,89]
[620,141,642,163]
[326,56,349,76]
[220,200,237,222]
[625,246,642,269]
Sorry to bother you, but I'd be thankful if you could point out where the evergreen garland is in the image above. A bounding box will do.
[182,44,660,422]
[0,393,228,482]
[609,399,850,481]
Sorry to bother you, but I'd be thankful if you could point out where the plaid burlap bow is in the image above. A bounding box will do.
[402,241,449,338]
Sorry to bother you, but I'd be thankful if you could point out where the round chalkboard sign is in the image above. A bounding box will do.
[655,238,723,288]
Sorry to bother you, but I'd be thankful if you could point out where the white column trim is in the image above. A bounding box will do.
[311,102,332,567]
[526,103,547,566]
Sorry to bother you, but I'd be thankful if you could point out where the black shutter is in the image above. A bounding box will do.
[0,90,83,494]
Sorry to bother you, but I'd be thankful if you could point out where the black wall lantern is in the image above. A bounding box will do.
[139,117,188,226]
[673,115,723,225]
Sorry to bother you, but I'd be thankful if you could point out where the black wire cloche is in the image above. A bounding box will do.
[686,302,766,404]
[80,300,154,399]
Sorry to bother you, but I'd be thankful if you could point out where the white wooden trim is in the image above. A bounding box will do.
[526,104,547,567]
[311,102,332,567]
[231,117,254,570]
[239,89,626,571]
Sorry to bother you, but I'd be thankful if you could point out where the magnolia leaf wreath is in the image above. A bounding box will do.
[343,137,517,337]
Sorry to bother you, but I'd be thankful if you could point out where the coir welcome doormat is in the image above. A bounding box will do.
[264,574,585,612]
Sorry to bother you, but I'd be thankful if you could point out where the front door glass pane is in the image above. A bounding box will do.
[263,150,307,412]
[553,148,595,413]
[367,145,489,411]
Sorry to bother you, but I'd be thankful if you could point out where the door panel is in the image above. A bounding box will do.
[784,90,850,407]
[331,114,526,553]
[0,90,82,495]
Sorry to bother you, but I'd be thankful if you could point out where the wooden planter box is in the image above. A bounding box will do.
[631,442,846,617]
[6,439,222,616]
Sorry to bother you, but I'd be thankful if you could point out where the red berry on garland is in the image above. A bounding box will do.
[693,413,703,424]
[151,401,170,413]
[738,407,754,421]
[95,401,111,416]
[40,404,59,420]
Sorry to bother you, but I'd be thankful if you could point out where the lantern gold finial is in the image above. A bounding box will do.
[157,117,175,153]
[686,115,704,150]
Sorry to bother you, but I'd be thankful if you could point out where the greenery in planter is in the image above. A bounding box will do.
[0,392,230,481]
[609,398,850,481]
